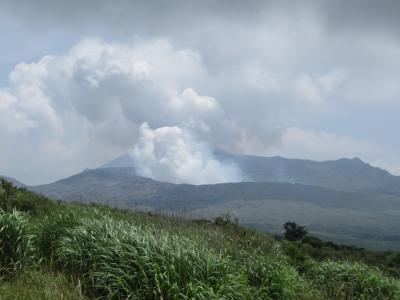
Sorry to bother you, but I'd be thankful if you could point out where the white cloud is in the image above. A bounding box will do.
[0,39,224,184]
[295,74,324,104]
[0,90,15,110]
[171,88,219,112]
[130,123,242,184]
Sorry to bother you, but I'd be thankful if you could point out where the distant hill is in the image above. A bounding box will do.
[216,151,400,196]
[0,175,27,188]
[100,151,400,196]
[31,167,400,250]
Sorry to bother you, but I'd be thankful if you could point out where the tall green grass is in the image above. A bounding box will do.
[0,210,31,278]
[0,270,85,300]
[309,260,400,299]
[1,189,400,299]
[246,255,310,299]
[53,213,252,299]
[35,210,80,262]
[24,207,396,300]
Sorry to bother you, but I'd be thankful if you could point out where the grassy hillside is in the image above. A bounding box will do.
[1,180,400,299]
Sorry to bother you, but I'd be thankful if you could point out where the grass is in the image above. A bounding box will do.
[309,260,400,299]
[0,270,85,300]
[0,210,31,278]
[0,181,400,299]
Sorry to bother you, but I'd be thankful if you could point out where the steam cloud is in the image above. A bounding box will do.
[130,123,243,184]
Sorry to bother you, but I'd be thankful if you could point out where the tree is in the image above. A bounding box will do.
[283,222,307,241]
[0,179,14,197]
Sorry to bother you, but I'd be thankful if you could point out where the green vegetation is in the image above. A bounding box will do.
[281,233,400,278]
[1,180,400,299]
[283,221,307,241]
[0,270,84,300]
[0,210,31,278]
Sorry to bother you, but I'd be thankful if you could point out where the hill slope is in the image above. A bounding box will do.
[32,167,400,250]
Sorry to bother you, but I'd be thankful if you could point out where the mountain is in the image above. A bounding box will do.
[216,151,400,196]
[0,175,27,188]
[31,167,400,250]
[99,154,137,169]
[100,151,400,196]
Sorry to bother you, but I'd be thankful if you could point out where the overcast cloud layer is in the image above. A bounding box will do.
[1,0,400,185]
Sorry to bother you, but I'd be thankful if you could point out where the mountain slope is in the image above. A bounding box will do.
[31,167,400,250]
[216,151,400,196]
[101,151,400,196]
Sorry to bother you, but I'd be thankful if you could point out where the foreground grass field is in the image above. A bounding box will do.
[1,180,400,299]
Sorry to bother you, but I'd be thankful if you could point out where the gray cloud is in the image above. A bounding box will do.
[3,0,400,38]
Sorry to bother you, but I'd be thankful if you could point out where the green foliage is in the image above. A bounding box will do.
[0,210,31,278]
[283,222,307,241]
[52,212,252,299]
[35,210,80,262]
[246,255,309,299]
[281,242,315,274]
[0,179,14,197]
[309,260,400,299]
[289,234,400,278]
[0,270,85,299]
[0,179,58,215]
[214,213,239,228]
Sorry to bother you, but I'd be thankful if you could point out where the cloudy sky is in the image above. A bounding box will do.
[1,0,400,185]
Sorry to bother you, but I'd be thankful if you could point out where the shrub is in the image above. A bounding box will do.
[0,210,31,278]
[283,222,307,241]
[282,242,315,274]
[246,255,310,299]
[214,214,239,228]
[310,260,400,299]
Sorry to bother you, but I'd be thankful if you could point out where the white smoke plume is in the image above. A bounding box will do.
[130,123,243,185]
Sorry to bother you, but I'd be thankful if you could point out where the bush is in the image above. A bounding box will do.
[246,255,311,299]
[214,214,239,228]
[283,222,307,241]
[310,260,400,299]
[0,210,31,278]
[282,242,315,274]
[0,179,57,215]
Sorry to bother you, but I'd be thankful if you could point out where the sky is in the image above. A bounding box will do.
[1,0,400,185]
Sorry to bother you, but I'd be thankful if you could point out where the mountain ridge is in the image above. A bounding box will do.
[99,151,400,196]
